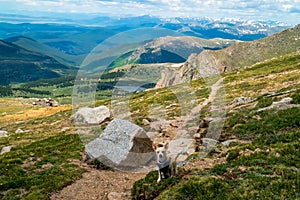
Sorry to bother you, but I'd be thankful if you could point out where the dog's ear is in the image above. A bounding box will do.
[152,143,157,150]
[163,142,169,149]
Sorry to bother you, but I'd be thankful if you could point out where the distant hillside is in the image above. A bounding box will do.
[0,40,73,85]
[156,24,300,87]
[108,36,236,69]
[0,22,119,64]
[5,36,82,66]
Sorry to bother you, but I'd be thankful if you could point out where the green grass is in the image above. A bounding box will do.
[0,133,84,200]
[1,28,300,199]
[135,113,300,199]
[233,107,300,139]
[156,176,233,200]
[132,170,181,200]
[224,53,300,100]
[131,52,300,199]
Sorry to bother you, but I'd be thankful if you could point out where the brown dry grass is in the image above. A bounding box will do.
[0,98,71,126]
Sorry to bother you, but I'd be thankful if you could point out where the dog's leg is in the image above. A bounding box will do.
[157,169,162,183]
[170,161,177,177]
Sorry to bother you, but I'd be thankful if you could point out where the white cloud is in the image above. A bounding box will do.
[1,0,299,24]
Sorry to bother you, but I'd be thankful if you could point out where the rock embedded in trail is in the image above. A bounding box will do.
[71,106,110,125]
[107,192,130,200]
[85,119,155,171]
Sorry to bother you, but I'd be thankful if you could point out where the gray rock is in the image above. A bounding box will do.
[85,119,155,171]
[32,98,59,107]
[221,139,250,146]
[229,97,254,106]
[221,139,239,146]
[1,145,13,155]
[142,119,150,126]
[15,128,24,134]
[146,132,157,139]
[258,97,300,112]
[0,130,8,137]
[202,138,218,150]
[71,106,110,125]
[168,138,195,163]
[107,192,130,200]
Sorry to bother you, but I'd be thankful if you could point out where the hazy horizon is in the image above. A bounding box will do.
[0,0,299,25]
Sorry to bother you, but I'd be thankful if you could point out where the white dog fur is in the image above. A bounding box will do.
[153,142,177,183]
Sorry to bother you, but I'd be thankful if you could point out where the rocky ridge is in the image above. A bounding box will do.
[156,24,300,88]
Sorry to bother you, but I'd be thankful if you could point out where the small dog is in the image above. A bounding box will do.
[153,142,177,183]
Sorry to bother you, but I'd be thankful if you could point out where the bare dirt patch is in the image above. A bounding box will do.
[51,165,146,200]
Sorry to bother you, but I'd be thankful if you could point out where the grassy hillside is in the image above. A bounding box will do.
[159,24,300,88]
[0,22,118,58]
[0,40,75,85]
[0,51,298,199]
[110,36,236,68]
[213,24,300,71]
[5,36,83,66]
[131,53,300,199]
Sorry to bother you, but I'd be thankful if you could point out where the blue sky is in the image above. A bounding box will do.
[0,0,299,24]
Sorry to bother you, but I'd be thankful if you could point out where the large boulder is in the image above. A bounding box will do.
[85,119,155,171]
[71,106,110,125]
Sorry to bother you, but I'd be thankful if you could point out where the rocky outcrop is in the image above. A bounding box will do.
[32,98,59,107]
[155,25,300,88]
[71,106,110,125]
[155,66,181,89]
[85,119,155,171]
[155,52,222,88]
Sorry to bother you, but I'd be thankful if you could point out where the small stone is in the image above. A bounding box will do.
[107,192,130,200]
[61,127,70,132]
[15,128,24,134]
[1,145,13,155]
[0,130,8,137]
[170,121,180,128]
[221,139,238,146]
[229,97,254,106]
[202,138,218,150]
[193,133,201,139]
[142,119,150,126]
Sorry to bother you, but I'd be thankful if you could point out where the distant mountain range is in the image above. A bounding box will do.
[0,14,294,87]
[0,15,290,67]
